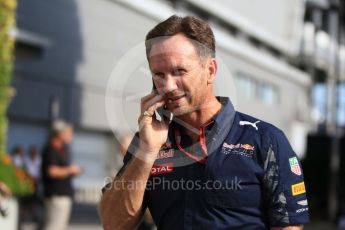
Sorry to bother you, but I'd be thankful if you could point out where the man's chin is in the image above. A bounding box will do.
[171,110,187,117]
[170,106,199,117]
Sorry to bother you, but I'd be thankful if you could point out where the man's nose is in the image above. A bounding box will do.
[161,74,178,94]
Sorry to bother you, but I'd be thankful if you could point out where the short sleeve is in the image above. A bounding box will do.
[262,128,310,227]
[42,147,59,168]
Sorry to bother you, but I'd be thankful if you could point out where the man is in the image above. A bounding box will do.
[41,120,81,230]
[99,15,309,229]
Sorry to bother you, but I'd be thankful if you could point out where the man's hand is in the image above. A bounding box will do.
[69,164,81,176]
[99,91,169,229]
[48,164,81,179]
[137,92,169,162]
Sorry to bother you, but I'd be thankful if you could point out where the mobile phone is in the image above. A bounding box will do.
[152,81,172,122]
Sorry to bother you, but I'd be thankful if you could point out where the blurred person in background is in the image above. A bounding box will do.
[24,145,43,229]
[41,120,81,230]
[12,145,25,168]
[100,15,309,229]
[25,146,42,183]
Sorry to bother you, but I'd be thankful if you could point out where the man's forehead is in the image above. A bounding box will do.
[149,34,199,58]
[149,51,198,61]
[148,52,200,72]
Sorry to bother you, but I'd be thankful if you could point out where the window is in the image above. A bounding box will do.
[257,82,279,105]
[234,72,256,99]
[234,71,280,105]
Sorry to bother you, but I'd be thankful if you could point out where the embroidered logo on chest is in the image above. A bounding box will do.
[239,120,260,130]
[222,142,255,158]
[157,143,174,159]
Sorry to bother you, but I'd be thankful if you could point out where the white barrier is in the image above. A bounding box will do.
[0,198,18,230]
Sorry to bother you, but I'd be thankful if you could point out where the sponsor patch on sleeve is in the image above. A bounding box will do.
[297,199,308,206]
[289,156,302,176]
[292,182,306,196]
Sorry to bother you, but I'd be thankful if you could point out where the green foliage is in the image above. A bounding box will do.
[0,0,30,197]
[0,0,16,157]
[0,117,8,155]
[0,154,34,196]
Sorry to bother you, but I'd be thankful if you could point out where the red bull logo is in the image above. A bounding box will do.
[157,149,174,159]
[161,142,171,149]
[223,143,254,151]
[223,143,240,149]
[240,144,255,151]
[222,142,255,157]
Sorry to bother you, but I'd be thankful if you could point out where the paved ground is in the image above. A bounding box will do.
[21,203,102,230]
[69,203,102,230]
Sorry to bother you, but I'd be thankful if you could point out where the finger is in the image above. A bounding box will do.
[145,100,165,115]
[141,91,157,105]
[141,94,164,114]
[138,100,165,124]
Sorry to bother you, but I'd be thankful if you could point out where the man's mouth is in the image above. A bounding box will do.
[167,94,186,103]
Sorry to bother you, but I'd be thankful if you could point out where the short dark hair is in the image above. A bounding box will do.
[145,15,215,60]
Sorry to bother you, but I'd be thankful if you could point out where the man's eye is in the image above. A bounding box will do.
[173,69,185,76]
[153,73,164,78]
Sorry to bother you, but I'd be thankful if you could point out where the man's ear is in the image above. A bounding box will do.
[207,58,217,84]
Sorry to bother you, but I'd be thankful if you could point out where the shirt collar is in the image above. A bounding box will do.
[168,97,236,152]
[213,96,236,134]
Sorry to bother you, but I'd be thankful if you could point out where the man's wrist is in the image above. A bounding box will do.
[135,147,158,164]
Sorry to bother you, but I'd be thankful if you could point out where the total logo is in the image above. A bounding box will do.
[150,163,174,176]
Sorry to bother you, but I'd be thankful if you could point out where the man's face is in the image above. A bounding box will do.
[148,34,211,116]
[59,126,74,145]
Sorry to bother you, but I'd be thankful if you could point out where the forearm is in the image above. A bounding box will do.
[48,165,72,179]
[99,148,156,230]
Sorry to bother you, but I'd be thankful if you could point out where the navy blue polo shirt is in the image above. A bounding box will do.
[123,97,309,229]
